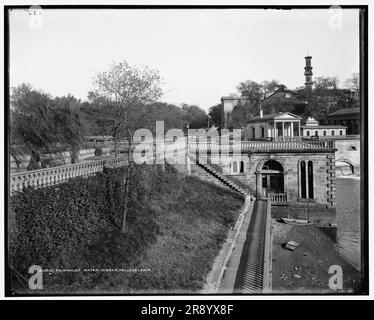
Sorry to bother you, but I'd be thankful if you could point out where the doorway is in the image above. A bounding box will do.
[261,160,284,197]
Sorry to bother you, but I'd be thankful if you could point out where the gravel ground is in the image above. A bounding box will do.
[271,219,362,294]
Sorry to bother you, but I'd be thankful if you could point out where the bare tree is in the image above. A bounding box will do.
[93,60,162,233]
[344,73,360,93]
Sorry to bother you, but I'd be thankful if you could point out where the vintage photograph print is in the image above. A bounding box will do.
[5,5,368,296]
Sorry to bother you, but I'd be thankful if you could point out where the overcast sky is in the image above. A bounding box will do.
[9,8,359,110]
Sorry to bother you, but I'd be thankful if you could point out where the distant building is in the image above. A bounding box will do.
[265,85,298,100]
[326,107,360,135]
[301,117,347,138]
[221,95,253,128]
[245,112,302,140]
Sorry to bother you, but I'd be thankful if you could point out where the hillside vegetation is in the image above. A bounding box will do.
[9,164,244,294]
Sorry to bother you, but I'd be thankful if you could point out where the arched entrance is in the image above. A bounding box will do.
[261,160,284,197]
[335,159,355,175]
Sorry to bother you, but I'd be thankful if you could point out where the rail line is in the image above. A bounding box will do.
[233,199,269,293]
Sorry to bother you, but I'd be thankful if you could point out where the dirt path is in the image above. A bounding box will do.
[271,219,361,294]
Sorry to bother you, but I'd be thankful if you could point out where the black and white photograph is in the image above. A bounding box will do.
[2,3,369,300]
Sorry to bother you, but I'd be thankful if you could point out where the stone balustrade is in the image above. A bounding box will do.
[188,139,335,153]
[268,192,288,203]
[10,157,127,194]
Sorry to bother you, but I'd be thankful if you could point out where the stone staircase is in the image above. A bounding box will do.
[195,162,250,197]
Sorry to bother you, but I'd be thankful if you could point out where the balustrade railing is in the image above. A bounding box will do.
[10,157,127,194]
[268,193,288,203]
[188,139,335,153]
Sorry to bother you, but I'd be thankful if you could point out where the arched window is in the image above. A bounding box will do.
[339,130,343,136]
[306,131,310,136]
[240,161,244,173]
[263,160,283,172]
[323,131,327,136]
[300,160,314,199]
[232,161,238,173]
[331,130,335,136]
[300,161,307,198]
[308,161,314,199]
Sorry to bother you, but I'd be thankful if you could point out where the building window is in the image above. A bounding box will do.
[348,145,357,151]
[300,160,314,199]
[261,127,265,138]
[240,161,244,173]
[315,131,318,136]
[300,161,307,199]
[340,130,343,135]
[331,130,335,136]
[262,175,267,188]
[323,131,327,136]
[306,131,310,136]
[252,127,255,139]
[232,161,238,173]
[308,161,314,199]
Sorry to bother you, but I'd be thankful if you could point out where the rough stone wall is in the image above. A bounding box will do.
[210,152,336,207]
[246,152,336,207]
[334,138,360,169]
[271,205,336,227]
[187,150,336,208]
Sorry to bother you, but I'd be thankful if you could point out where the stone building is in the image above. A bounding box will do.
[188,139,336,208]
[244,112,302,140]
[326,107,360,135]
[301,117,347,138]
[220,95,252,128]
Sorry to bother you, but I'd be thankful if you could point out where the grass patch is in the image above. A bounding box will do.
[9,164,244,294]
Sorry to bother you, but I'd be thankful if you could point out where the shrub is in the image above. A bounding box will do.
[9,164,244,293]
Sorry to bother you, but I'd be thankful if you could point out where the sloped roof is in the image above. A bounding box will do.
[247,112,302,123]
[326,107,360,117]
[301,125,347,129]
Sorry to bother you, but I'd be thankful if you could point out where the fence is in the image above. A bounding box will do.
[10,157,127,194]
[188,139,335,153]
[268,192,288,204]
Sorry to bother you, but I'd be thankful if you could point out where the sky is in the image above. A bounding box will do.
[9,8,360,110]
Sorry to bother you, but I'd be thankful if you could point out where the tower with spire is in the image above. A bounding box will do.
[304,55,313,89]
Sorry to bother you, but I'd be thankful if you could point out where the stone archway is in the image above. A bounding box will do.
[258,159,285,198]
[335,159,355,175]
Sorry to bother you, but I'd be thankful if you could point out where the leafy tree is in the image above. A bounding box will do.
[236,79,281,99]
[181,104,208,129]
[10,84,83,170]
[139,102,185,133]
[93,60,162,233]
[236,80,262,99]
[208,104,223,129]
[261,80,281,98]
[314,76,339,91]
[94,60,162,156]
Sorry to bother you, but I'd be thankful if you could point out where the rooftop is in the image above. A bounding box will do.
[221,96,251,101]
[326,107,360,117]
[300,125,347,129]
[247,112,302,123]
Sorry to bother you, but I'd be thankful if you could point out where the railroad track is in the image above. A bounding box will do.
[233,199,268,293]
